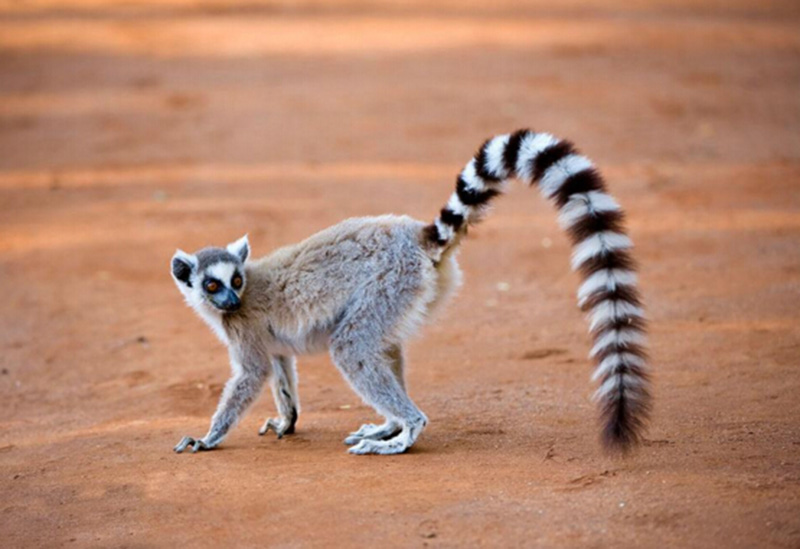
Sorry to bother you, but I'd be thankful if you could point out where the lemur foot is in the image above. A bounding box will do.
[344,421,401,446]
[348,419,425,455]
[259,417,295,439]
[174,436,215,453]
[348,433,411,455]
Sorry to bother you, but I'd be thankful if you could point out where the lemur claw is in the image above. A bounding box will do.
[259,418,294,439]
[174,436,212,453]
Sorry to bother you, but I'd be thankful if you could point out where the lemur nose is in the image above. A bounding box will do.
[225,295,241,312]
[218,289,241,312]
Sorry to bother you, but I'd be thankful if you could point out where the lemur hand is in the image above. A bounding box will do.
[173,436,214,453]
[258,417,295,439]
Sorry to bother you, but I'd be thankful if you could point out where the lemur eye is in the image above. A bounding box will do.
[232,275,243,289]
[204,280,220,293]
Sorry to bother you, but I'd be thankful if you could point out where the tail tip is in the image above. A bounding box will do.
[601,426,641,456]
[600,405,650,456]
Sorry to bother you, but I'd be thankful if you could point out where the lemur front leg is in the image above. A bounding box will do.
[259,355,300,439]
[175,357,268,453]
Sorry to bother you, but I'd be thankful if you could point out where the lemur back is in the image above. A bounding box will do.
[224,216,458,356]
[171,128,650,456]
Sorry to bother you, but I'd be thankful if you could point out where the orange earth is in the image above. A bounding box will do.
[1,0,799,546]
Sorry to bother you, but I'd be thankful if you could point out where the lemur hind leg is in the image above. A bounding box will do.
[344,344,404,445]
[330,335,427,455]
[259,355,300,439]
[175,359,269,453]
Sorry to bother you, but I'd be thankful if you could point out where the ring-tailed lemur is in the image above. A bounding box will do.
[171,129,650,456]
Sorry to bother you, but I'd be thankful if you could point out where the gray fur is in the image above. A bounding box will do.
[195,248,240,272]
[172,215,461,455]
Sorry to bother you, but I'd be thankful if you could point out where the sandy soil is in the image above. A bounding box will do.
[1,1,799,547]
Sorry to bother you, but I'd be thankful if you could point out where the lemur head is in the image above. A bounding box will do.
[171,235,250,314]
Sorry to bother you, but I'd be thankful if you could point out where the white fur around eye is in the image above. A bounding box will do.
[207,262,237,286]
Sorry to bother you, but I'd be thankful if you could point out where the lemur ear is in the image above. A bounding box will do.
[227,234,250,262]
[171,249,197,286]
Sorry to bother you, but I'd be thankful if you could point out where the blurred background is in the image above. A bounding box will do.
[1,1,799,546]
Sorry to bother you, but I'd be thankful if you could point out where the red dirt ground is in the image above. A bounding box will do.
[1,1,799,547]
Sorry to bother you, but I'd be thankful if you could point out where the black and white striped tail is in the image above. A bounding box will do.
[424,129,650,452]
